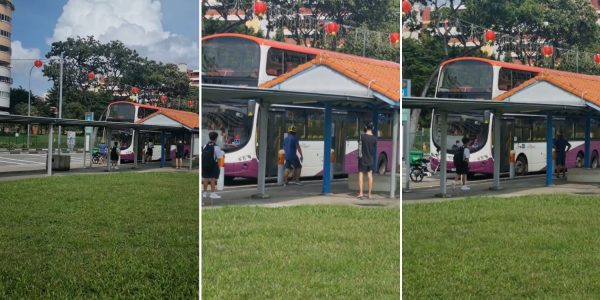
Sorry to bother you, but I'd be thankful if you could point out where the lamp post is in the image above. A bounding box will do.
[57,52,64,155]
[27,59,43,148]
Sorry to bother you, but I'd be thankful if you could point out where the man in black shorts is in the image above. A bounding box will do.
[357,122,377,200]
[175,139,184,169]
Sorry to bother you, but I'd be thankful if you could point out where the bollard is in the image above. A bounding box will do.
[330,149,335,181]
[217,155,225,191]
[277,149,285,185]
[509,150,515,179]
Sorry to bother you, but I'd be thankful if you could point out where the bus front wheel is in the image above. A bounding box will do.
[592,152,599,168]
[515,155,528,176]
[576,152,584,168]
[377,154,388,175]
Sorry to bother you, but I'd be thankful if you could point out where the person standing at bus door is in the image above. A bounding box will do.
[202,131,223,199]
[553,132,572,179]
[283,125,303,186]
[110,141,120,170]
[175,139,184,169]
[357,122,377,200]
[452,140,464,190]
[146,139,154,162]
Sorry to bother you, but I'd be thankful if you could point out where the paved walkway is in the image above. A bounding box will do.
[403,175,600,204]
[202,179,400,209]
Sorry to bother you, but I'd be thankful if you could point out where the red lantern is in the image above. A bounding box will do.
[484,30,496,45]
[594,54,600,65]
[389,32,400,44]
[160,95,167,105]
[187,100,194,108]
[253,1,267,18]
[542,45,554,58]
[131,86,140,94]
[402,0,412,15]
[325,22,339,36]
[87,72,95,80]
[34,59,43,68]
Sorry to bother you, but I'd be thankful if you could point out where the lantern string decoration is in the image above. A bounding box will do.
[594,54,600,65]
[325,22,339,36]
[87,72,95,81]
[389,32,400,44]
[187,100,194,109]
[34,59,43,68]
[131,86,140,94]
[484,30,496,46]
[253,1,267,19]
[542,45,554,58]
[160,95,167,105]
[402,0,412,15]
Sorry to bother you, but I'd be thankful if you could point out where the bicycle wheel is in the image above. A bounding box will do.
[410,168,424,182]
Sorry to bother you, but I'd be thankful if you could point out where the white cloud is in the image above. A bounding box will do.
[51,0,197,68]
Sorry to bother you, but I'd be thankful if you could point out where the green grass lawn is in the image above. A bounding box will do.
[0,172,198,298]
[202,206,400,299]
[403,195,600,299]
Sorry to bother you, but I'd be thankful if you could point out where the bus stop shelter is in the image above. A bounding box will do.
[404,72,600,197]
[0,114,183,175]
[204,53,400,199]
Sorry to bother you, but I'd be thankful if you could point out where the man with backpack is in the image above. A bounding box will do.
[110,141,120,170]
[202,131,223,199]
[453,136,471,191]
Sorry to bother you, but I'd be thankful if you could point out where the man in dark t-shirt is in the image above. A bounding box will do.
[358,122,377,200]
[283,125,303,186]
[175,139,184,169]
[553,132,571,178]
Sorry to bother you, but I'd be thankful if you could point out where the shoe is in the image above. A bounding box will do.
[209,193,221,199]
[357,195,364,200]
[293,181,302,186]
[202,192,208,198]
[460,185,470,191]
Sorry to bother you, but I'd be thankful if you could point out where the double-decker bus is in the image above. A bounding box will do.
[105,101,198,162]
[430,57,600,175]
[202,33,397,181]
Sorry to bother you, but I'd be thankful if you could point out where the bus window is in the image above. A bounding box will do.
[499,68,536,91]
[283,51,312,73]
[531,119,546,141]
[306,110,324,140]
[591,119,600,140]
[378,113,393,139]
[202,104,253,153]
[202,37,261,86]
[266,48,284,76]
[107,103,135,122]
[437,60,493,99]
[285,109,306,139]
[432,113,489,154]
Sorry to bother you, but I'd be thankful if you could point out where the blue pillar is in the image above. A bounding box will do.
[585,114,591,168]
[371,106,379,172]
[160,131,166,168]
[546,113,553,186]
[322,103,332,194]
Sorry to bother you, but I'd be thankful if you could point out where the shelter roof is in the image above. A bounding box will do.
[260,54,400,102]
[137,109,199,129]
[495,72,600,107]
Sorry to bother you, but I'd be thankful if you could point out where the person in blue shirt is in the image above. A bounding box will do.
[283,125,304,186]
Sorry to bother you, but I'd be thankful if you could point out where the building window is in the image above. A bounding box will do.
[0,76,12,84]
[0,45,10,53]
[0,30,10,39]
[0,14,10,23]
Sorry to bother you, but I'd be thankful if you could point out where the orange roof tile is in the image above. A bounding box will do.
[259,54,400,101]
[137,109,199,129]
[495,72,600,107]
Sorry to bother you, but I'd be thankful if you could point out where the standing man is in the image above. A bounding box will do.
[175,139,184,169]
[458,136,471,191]
[202,131,223,199]
[283,125,303,186]
[452,139,465,190]
[357,122,377,200]
[553,132,572,179]
[146,139,154,162]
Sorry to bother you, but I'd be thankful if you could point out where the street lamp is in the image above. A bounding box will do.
[27,59,43,148]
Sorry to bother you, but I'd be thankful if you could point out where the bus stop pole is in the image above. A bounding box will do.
[106,127,111,172]
[390,108,399,198]
[585,113,591,168]
[437,111,448,197]
[546,113,554,186]
[403,109,411,192]
[371,106,379,172]
[189,133,194,170]
[322,103,332,195]
[253,101,270,198]
[47,124,53,176]
[133,129,138,169]
[160,131,166,168]
[491,111,502,190]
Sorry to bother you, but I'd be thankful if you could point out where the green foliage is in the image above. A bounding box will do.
[404,195,600,298]
[203,206,400,299]
[43,36,192,120]
[0,172,198,298]
[402,36,447,96]
[338,29,400,63]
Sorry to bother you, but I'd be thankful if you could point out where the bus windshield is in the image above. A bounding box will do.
[202,103,253,153]
[437,60,493,99]
[432,113,489,154]
[107,103,135,122]
[202,37,261,86]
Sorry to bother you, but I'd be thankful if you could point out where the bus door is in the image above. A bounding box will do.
[500,117,514,172]
[266,109,286,177]
[333,113,346,174]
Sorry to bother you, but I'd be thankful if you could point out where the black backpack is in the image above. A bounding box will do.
[111,146,118,157]
[453,146,464,168]
[202,142,217,168]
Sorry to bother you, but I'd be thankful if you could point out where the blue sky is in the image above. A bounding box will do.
[11,0,199,95]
